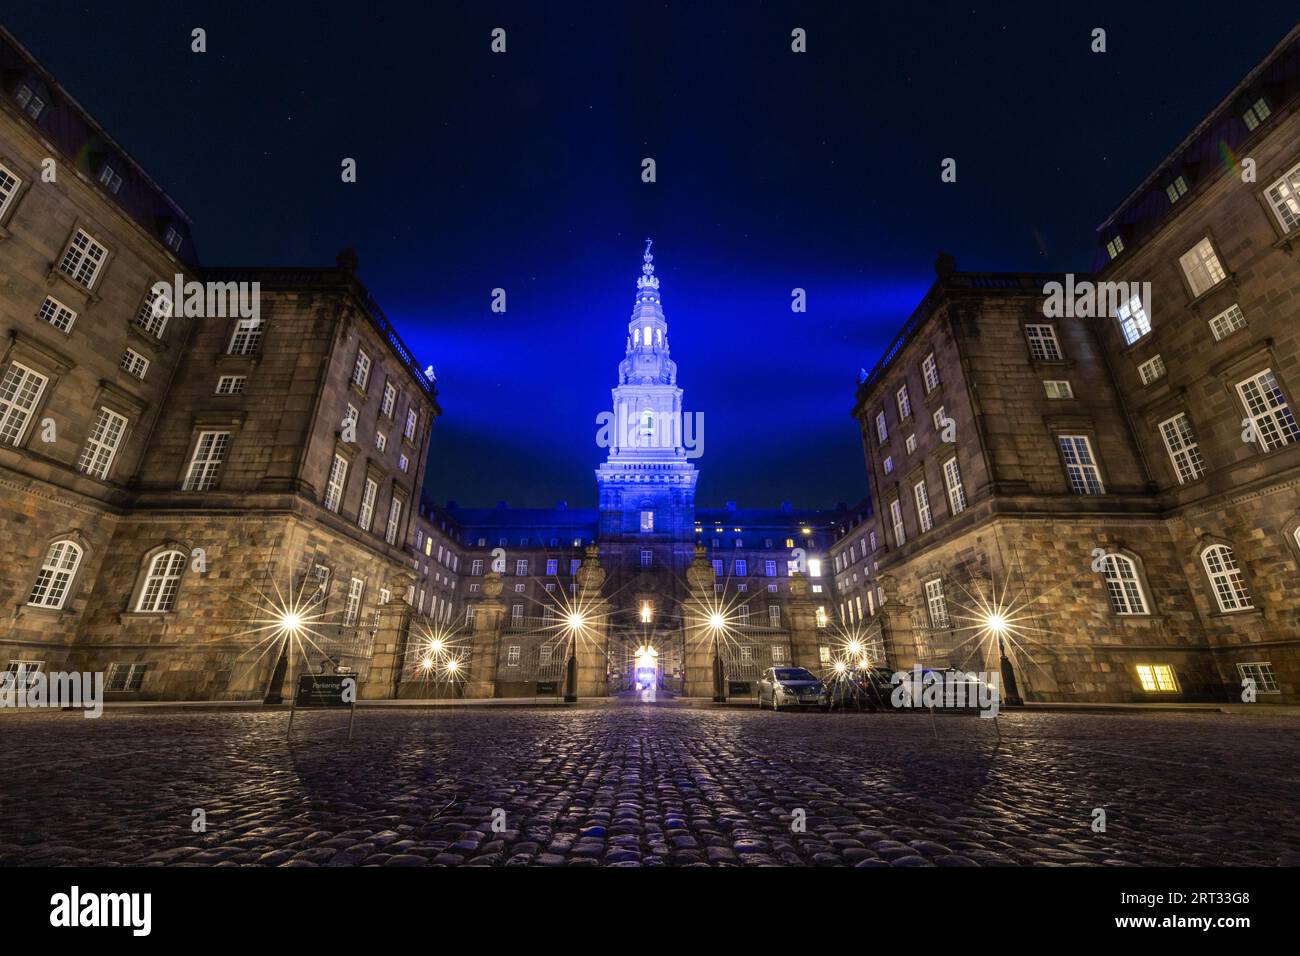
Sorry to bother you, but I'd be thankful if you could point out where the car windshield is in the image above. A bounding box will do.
[774,669,815,681]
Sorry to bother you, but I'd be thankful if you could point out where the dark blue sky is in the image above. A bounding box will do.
[8,2,1298,509]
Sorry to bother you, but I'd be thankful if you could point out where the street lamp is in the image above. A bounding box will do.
[564,612,584,703]
[708,612,726,703]
[986,613,1024,707]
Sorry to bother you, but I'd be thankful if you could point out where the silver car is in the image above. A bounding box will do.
[758,667,830,711]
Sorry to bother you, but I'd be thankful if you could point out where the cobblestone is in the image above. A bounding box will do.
[0,705,1297,866]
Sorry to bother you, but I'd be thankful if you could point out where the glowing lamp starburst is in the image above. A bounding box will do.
[708,612,726,630]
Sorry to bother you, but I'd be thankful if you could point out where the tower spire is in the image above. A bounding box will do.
[636,237,660,302]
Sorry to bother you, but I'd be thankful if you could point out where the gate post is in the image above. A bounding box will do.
[786,572,823,672]
[465,571,506,698]
[572,545,609,699]
[876,573,921,674]
[361,592,414,700]
[682,544,717,698]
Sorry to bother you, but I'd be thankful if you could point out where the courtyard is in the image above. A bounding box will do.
[2,703,1297,867]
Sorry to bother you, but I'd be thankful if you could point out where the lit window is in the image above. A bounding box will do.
[764,560,776,576]
[925,579,949,628]
[1043,380,1073,400]
[1158,413,1207,484]
[546,558,557,575]
[1237,369,1299,451]
[890,499,906,546]
[1138,355,1166,386]
[0,362,49,446]
[1164,175,1188,204]
[358,478,378,532]
[1202,544,1252,612]
[1135,664,1178,693]
[516,559,529,576]
[875,410,888,442]
[640,510,654,532]
[922,353,940,393]
[136,550,187,612]
[1058,435,1104,494]
[163,225,183,252]
[182,431,230,491]
[1236,662,1279,694]
[1265,160,1300,234]
[121,349,150,381]
[215,374,246,395]
[712,559,723,577]
[1116,294,1151,345]
[1241,96,1271,131]
[27,540,83,609]
[1179,237,1226,297]
[323,454,348,512]
[76,407,128,480]
[0,163,21,221]
[1105,235,1124,260]
[352,349,371,390]
[1024,324,1062,361]
[1103,555,1149,615]
[58,229,109,289]
[807,558,821,577]
[37,296,76,333]
[943,457,966,515]
[913,480,932,533]
[883,455,893,474]
[1209,304,1247,341]
[398,454,409,473]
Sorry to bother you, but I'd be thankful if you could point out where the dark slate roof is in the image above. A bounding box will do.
[1094,22,1300,269]
[446,506,600,532]
[0,26,198,266]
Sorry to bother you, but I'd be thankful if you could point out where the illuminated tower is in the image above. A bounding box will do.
[595,239,699,540]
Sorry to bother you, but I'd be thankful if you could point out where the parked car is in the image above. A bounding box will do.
[826,665,902,711]
[758,667,830,711]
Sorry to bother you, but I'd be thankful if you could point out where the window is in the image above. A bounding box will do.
[358,478,378,531]
[1165,175,1187,204]
[896,384,912,420]
[228,318,262,355]
[1103,555,1149,615]
[768,605,781,626]
[384,497,403,545]
[546,558,558,575]
[1043,380,1073,400]
[734,558,747,576]
[163,225,183,253]
[465,606,477,628]
[0,163,21,220]
[339,578,363,626]
[1238,369,1299,451]
[932,406,946,431]
[1115,294,1151,345]
[1136,664,1178,693]
[869,531,878,552]
[1202,544,1252,612]
[766,583,778,593]
[37,296,76,333]
[404,408,418,441]
[106,663,148,692]
[905,434,917,455]
[925,579,949,628]
[1024,324,1062,361]
[379,588,391,605]
[59,229,109,289]
[570,559,581,575]
[736,604,750,625]
[1058,435,1104,494]
[1265,160,1300,234]
[215,374,245,395]
[375,431,387,453]
[510,604,524,625]
[0,362,49,446]
[1179,238,1226,297]
[1209,304,1247,341]
[641,549,653,569]
[323,454,348,512]
[182,431,230,490]
[1241,96,1271,131]
[875,411,888,442]
[890,499,906,546]
[640,510,654,532]
[1236,662,1279,694]
[398,454,409,473]
[1158,413,1206,484]
[381,382,397,418]
[1138,354,1166,386]
[134,286,171,338]
[882,455,893,475]
[136,550,186,612]
[913,481,932,533]
[764,560,777,576]
[942,457,966,515]
[352,350,371,390]
[516,559,529,576]
[27,540,83,609]
[121,349,149,380]
[98,164,123,194]
[3,661,44,691]
[712,559,723,577]
[921,353,940,393]
[772,645,785,663]
[471,559,484,576]
[77,407,128,480]
[15,82,48,120]
[1105,235,1124,260]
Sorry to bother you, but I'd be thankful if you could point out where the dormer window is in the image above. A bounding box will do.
[163,225,183,253]
[98,164,123,195]
[1165,175,1188,204]
[14,82,45,120]
[1242,96,1271,131]
[1105,235,1125,260]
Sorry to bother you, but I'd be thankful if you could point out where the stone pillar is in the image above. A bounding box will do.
[465,572,505,698]
[361,595,414,700]
[572,545,609,699]
[786,572,823,673]
[682,544,718,698]
[876,573,921,674]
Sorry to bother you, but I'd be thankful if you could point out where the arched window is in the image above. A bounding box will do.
[1103,554,1148,614]
[633,328,640,346]
[1202,544,1253,612]
[137,550,187,612]
[28,540,83,609]
[639,410,655,442]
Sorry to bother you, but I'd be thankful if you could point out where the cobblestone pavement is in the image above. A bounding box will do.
[2,704,1298,866]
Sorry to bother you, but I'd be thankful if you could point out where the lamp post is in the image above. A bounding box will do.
[988,614,1024,706]
[708,612,726,703]
[564,612,583,703]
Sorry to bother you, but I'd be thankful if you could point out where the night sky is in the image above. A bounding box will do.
[6,2,1297,510]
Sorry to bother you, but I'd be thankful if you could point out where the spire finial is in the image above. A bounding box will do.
[636,237,659,295]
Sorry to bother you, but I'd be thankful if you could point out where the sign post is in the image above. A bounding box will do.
[289,674,358,739]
